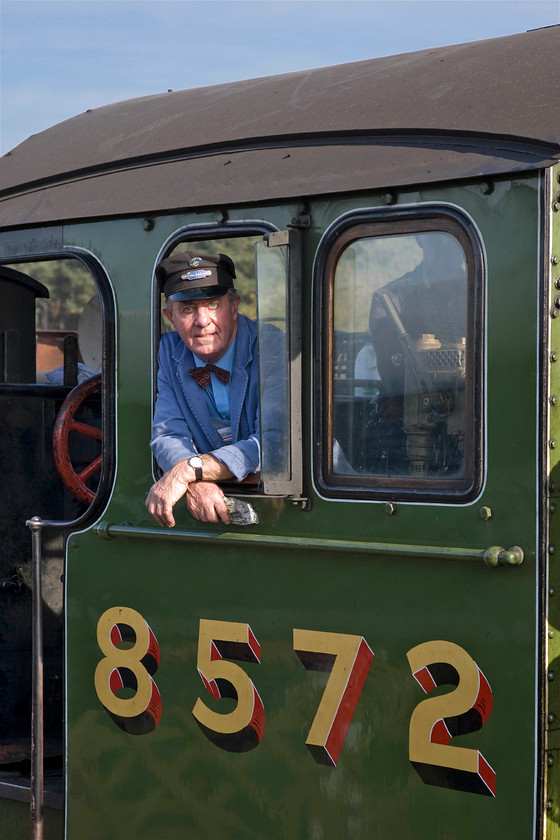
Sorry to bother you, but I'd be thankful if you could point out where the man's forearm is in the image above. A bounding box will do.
[195,453,234,483]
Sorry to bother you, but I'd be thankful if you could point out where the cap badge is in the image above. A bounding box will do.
[181,269,212,281]
[188,256,203,267]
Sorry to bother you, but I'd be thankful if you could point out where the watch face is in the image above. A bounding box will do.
[190,456,203,469]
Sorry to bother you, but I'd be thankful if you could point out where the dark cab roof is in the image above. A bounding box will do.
[1,25,559,227]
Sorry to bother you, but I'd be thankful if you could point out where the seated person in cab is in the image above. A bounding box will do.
[369,232,467,414]
[147,252,263,527]
[369,232,466,404]
[368,233,467,475]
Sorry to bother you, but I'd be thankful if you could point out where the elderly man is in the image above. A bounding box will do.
[146,251,262,527]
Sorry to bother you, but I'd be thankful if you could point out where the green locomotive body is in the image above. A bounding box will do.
[0,25,558,840]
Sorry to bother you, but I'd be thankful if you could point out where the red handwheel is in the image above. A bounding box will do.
[53,374,102,505]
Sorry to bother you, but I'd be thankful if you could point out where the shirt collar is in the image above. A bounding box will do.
[193,336,236,375]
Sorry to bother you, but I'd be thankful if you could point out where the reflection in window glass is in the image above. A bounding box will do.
[255,239,291,491]
[331,231,471,490]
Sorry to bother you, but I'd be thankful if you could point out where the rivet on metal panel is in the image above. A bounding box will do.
[549,544,556,553]
[479,181,494,195]
[213,210,229,224]
[385,503,397,516]
[479,506,492,520]
[382,192,397,205]
[554,203,560,213]
[555,277,560,290]
[549,629,555,638]
[551,439,557,449]
[551,395,558,407]
[553,255,559,266]
[290,203,311,228]
[70,540,79,549]
[549,671,555,681]
[549,712,556,723]
[550,587,556,596]
[142,218,155,232]
[551,502,557,513]
[552,352,559,363]
[551,309,559,319]
[547,800,554,811]
[548,754,555,767]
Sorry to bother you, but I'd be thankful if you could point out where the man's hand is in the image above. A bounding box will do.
[147,455,235,527]
[186,481,231,524]
[146,459,194,528]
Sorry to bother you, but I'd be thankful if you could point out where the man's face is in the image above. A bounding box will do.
[163,295,240,363]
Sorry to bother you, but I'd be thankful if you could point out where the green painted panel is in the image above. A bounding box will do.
[66,531,534,840]
[64,176,542,839]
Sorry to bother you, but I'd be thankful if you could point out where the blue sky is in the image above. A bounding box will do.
[1,0,558,154]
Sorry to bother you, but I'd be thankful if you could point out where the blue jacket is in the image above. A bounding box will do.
[150,314,261,481]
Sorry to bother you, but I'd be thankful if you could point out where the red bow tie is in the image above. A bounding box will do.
[190,364,230,388]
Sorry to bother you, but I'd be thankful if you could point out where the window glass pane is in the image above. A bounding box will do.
[255,238,290,491]
[331,229,472,492]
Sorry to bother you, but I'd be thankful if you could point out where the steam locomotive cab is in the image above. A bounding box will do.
[0,261,103,807]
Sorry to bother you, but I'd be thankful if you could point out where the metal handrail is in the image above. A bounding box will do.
[26,516,44,840]
[94,521,524,567]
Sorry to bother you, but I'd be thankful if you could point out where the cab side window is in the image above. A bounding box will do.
[153,229,302,498]
[319,212,482,502]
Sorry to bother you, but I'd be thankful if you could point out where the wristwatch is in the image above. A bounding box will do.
[188,455,203,481]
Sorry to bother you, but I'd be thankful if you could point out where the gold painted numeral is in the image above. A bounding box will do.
[192,618,264,752]
[94,606,161,735]
[294,629,374,766]
[407,640,495,796]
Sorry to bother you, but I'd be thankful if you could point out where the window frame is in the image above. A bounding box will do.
[151,221,300,497]
[314,204,485,504]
